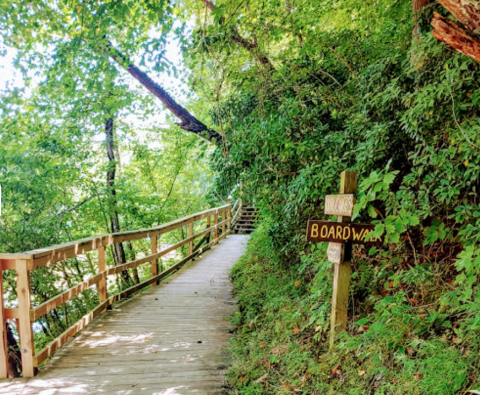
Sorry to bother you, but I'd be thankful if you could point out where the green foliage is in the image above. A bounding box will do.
[226,230,479,394]
[178,0,480,393]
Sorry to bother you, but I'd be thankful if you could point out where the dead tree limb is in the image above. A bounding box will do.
[431,12,480,63]
[436,0,480,32]
[103,42,223,143]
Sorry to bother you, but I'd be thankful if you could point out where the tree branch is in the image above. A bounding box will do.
[436,0,480,32]
[102,41,223,143]
[431,12,480,63]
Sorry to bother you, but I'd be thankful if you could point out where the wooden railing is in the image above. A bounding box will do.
[0,201,235,378]
[231,197,241,224]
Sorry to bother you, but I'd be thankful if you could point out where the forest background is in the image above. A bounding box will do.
[2,0,480,393]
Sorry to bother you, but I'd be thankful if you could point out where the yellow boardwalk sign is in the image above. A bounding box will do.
[306,220,382,245]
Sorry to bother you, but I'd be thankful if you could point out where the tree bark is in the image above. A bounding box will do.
[199,0,274,69]
[413,0,432,12]
[6,323,21,378]
[431,12,480,63]
[412,0,432,39]
[105,117,134,287]
[437,0,480,32]
[104,45,223,143]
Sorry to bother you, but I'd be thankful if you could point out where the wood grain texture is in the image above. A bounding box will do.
[0,262,7,378]
[437,0,480,32]
[2,236,248,394]
[324,194,355,216]
[432,11,480,63]
[330,171,357,348]
[306,221,382,245]
[16,260,35,378]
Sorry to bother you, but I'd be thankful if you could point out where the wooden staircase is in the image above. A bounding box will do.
[232,206,259,234]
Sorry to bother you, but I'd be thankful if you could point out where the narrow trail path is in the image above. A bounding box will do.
[1,235,249,395]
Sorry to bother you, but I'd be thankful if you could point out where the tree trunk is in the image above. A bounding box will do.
[432,12,480,63]
[6,323,21,378]
[413,0,432,39]
[105,117,133,287]
[437,0,480,32]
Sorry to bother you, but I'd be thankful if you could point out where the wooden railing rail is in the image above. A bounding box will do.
[231,198,243,227]
[0,203,232,378]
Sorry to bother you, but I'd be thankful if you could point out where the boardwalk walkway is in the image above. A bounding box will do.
[1,235,249,395]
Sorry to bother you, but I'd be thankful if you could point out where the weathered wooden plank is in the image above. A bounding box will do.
[188,222,193,255]
[330,171,357,348]
[16,260,35,377]
[327,242,342,264]
[306,221,382,245]
[0,262,7,378]
[97,246,107,311]
[324,194,355,216]
[151,234,158,281]
[33,236,111,269]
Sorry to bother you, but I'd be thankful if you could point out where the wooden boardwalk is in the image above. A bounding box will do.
[1,235,249,395]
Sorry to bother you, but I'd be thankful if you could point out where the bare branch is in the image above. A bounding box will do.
[102,41,223,143]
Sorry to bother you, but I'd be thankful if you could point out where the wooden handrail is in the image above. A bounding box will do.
[0,203,232,378]
[0,204,231,269]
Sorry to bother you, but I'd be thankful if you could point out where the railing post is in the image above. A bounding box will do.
[0,261,8,378]
[227,198,232,233]
[188,222,193,255]
[98,246,108,310]
[214,210,219,242]
[16,259,35,377]
[206,215,211,244]
[151,235,158,281]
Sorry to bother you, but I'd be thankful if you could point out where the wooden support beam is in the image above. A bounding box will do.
[188,223,193,256]
[330,171,358,348]
[151,235,158,284]
[227,199,232,232]
[0,262,8,379]
[214,211,219,242]
[97,246,107,313]
[206,215,211,244]
[16,260,35,377]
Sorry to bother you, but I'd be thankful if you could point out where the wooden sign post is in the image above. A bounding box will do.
[306,172,384,346]
[328,171,356,348]
[306,171,383,347]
